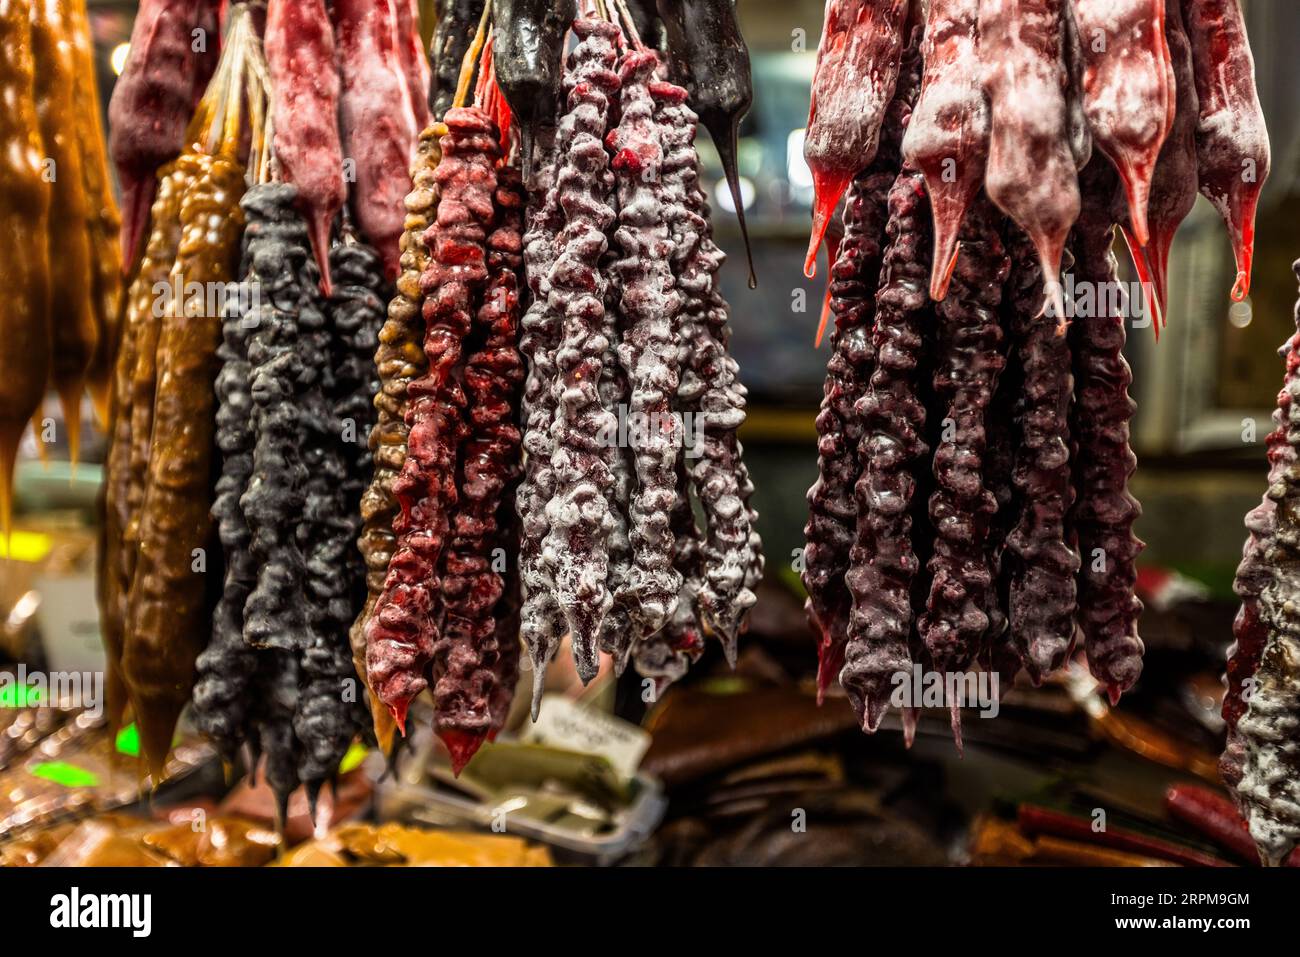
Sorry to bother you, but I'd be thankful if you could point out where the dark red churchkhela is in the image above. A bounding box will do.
[1002,224,1078,685]
[265,0,346,294]
[108,0,219,269]
[918,194,1007,747]
[840,167,932,734]
[367,105,497,734]
[804,27,919,705]
[334,0,420,280]
[433,162,524,773]
[803,0,909,278]
[1182,0,1270,302]
[1069,157,1145,704]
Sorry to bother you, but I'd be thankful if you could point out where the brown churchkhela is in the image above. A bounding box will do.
[102,163,188,733]
[125,150,246,778]
[352,123,444,755]
[0,0,51,538]
[68,0,123,422]
[804,27,920,711]
[31,0,97,467]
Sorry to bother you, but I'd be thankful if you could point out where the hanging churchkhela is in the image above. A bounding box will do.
[1228,264,1300,867]
[0,0,122,530]
[356,0,762,772]
[803,0,1270,747]
[99,2,397,818]
[89,0,762,813]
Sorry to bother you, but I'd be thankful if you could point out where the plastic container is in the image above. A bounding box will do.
[367,747,667,866]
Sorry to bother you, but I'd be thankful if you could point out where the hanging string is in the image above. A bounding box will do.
[453,2,493,110]
[613,0,643,50]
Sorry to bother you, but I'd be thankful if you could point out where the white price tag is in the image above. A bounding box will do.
[522,697,650,781]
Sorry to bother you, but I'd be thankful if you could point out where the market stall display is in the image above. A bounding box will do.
[79,0,765,811]
[1,0,1295,880]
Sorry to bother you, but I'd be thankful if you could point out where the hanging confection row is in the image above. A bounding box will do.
[0,0,1298,874]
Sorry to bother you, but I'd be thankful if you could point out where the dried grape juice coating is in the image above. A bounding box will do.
[978,0,1079,320]
[334,0,420,280]
[123,165,191,593]
[367,106,497,731]
[1119,0,1199,327]
[517,148,568,705]
[902,0,988,301]
[351,123,442,751]
[609,49,684,640]
[804,176,888,693]
[541,19,622,682]
[124,153,245,777]
[107,0,212,269]
[192,189,296,762]
[433,164,525,772]
[266,0,347,294]
[102,164,186,731]
[656,0,756,285]
[1239,265,1300,864]
[492,0,576,180]
[1071,0,1172,248]
[1068,156,1145,703]
[841,169,933,733]
[1225,334,1299,791]
[0,0,51,539]
[918,194,1008,746]
[241,185,318,657]
[803,0,910,277]
[804,34,920,697]
[1182,0,1270,301]
[1001,224,1079,684]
